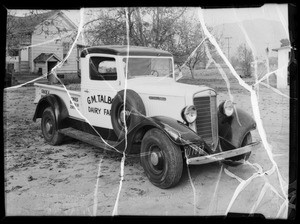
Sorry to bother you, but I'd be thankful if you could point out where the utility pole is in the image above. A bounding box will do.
[225,36,232,61]
[265,42,270,86]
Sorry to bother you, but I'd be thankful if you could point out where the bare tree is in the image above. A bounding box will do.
[168,19,206,79]
[84,7,187,48]
[83,8,225,79]
[230,56,240,69]
[169,19,224,79]
[237,43,254,77]
[6,10,31,56]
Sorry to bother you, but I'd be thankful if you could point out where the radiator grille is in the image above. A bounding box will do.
[193,95,218,150]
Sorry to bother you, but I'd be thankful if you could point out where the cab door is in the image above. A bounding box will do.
[81,54,122,129]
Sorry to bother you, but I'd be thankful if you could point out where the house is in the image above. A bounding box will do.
[272,45,291,89]
[6,10,86,79]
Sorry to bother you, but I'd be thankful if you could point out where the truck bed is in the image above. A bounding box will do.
[34,83,83,119]
[51,83,81,92]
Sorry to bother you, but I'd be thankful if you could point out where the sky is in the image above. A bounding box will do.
[201,4,288,27]
[201,4,289,58]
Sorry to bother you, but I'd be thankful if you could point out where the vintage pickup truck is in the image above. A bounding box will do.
[33,45,261,189]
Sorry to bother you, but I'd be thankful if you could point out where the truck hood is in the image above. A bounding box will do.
[126,77,212,97]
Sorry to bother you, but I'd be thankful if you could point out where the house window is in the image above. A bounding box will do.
[90,57,117,81]
[63,42,70,59]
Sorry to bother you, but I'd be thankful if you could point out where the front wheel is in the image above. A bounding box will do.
[140,128,183,189]
[41,107,64,145]
[111,90,146,139]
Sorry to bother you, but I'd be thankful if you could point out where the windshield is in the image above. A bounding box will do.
[122,57,173,79]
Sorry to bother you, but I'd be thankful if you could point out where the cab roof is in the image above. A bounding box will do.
[80,45,173,57]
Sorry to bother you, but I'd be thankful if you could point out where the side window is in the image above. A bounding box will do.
[90,57,117,81]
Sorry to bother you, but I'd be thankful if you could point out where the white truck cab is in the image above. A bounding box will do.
[33,45,261,189]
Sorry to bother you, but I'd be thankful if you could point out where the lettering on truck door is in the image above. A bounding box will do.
[81,55,120,129]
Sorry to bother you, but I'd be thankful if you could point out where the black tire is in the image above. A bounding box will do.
[41,107,64,145]
[140,128,183,189]
[111,89,146,139]
[222,132,252,166]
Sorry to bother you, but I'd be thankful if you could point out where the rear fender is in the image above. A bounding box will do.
[218,105,256,148]
[33,94,69,129]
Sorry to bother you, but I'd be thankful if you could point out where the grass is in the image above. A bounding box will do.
[178,67,277,92]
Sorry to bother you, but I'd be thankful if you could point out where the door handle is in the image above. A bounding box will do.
[84,89,89,93]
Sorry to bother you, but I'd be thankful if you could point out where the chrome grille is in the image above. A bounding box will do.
[193,95,218,150]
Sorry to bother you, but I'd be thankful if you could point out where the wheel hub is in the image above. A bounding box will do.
[119,109,130,126]
[149,146,164,171]
[150,152,159,166]
[45,121,53,133]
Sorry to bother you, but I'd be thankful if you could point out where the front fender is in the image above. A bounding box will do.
[151,116,206,145]
[218,105,256,148]
[33,94,69,129]
[122,115,211,155]
[133,116,203,145]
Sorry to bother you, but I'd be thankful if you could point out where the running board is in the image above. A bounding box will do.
[187,141,262,165]
[59,127,119,151]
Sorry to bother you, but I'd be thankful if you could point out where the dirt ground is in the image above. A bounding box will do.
[3,77,290,217]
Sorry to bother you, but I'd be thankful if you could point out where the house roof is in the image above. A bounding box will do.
[33,53,61,63]
[80,45,173,57]
[8,10,77,34]
[8,11,58,34]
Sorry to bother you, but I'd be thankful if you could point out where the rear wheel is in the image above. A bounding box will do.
[41,107,64,145]
[140,128,183,189]
[222,132,252,166]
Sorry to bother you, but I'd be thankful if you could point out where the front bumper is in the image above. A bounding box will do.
[186,141,261,165]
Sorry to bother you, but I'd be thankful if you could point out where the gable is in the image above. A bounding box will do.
[32,12,77,42]
[9,10,77,36]
[33,53,61,63]
[8,11,59,34]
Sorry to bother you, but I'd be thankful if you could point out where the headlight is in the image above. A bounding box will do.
[182,105,197,123]
[223,100,234,116]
